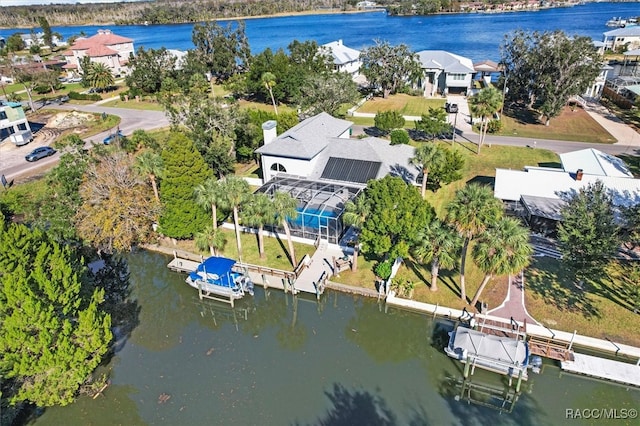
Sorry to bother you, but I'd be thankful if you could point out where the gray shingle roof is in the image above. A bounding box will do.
[256,112,352,160]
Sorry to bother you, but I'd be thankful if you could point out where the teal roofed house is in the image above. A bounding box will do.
[0,101,32,142]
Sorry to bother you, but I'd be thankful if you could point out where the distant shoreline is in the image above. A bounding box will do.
[0,8,385,31]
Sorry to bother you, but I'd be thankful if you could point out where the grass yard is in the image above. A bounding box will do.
[525,258,640,346]
[100,98,165,111]
[356,94,446,116]
[499,106,616,144]
[160,228,316,272]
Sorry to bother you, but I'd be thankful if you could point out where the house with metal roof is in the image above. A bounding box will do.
[321,40,361,77]
[62,29,134,77]
[416,50,475,97]
[493,149,640,234]
[0,100,31,143]
[603,26,640,51]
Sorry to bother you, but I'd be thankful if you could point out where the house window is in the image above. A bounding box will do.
[450,73,466,81]
[270,163,286,173]
[0,111,7,120]
[17,123,27,131]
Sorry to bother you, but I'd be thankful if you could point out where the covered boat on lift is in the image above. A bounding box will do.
[186,256,254,302]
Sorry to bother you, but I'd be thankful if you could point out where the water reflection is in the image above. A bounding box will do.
[30,251,638,426]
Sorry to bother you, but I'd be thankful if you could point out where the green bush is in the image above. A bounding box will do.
[374,260,393,280]
[374,110,405,132]
[390,128,410,145]
[486,119,503,134]
[68,91,101,101]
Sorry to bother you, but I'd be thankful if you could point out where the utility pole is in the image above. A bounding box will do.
[452,111,458,146]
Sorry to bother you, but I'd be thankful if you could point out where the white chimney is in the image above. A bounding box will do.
[262,120,277,145]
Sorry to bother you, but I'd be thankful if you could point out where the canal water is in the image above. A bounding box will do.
[31,251,638,425]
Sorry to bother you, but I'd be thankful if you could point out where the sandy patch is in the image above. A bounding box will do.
[47,111,95,129]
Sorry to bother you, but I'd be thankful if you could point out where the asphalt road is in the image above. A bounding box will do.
[2,103,639,183]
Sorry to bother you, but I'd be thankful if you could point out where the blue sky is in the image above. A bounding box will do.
[1,0,145,6]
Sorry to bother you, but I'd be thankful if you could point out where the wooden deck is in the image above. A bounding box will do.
[529,337,574,361]
[560,353,640,388]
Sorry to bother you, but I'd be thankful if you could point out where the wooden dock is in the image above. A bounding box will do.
[560,353,640,388]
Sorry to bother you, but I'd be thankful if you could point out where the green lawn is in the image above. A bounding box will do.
[356,94,446,116]
[497,106,616,144]
[100,98,164,111]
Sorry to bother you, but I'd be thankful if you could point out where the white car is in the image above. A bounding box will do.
[1,76,14,84]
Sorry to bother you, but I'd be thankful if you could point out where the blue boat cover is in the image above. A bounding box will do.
[190,256,237,288]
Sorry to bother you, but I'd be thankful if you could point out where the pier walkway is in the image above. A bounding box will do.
[560,353,640,387]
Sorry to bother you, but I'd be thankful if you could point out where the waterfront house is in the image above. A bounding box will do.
[255,112,417,244]
[494,148,640,234]
[256,112,416,185]
[321,40,361,78]
[416,50,474,97]
[62,29,134,77]
[602,27,640,52]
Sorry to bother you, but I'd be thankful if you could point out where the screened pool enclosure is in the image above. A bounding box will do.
[256,177,363,244]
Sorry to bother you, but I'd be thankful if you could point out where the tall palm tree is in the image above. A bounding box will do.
[411,143,444,198]
[219,176,251,262]
[134,151,163,202]
[468,86,502,154]
[243,193,276,259]
[445,184,503,301]
[272,191,299,267]
[342,193,370,272]
[195,225,227,256]
[194,177,225,229]
[262,72,278,115]
[470,217,533,308]
[412,219,461,292]
[87,62,114,90]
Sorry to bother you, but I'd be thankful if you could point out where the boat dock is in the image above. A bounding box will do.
[167,239,353,299]
[560,353,640,388]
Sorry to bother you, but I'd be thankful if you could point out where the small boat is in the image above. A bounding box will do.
[445,326,530,380]
[186,256,254,301]
[606,17,638,28]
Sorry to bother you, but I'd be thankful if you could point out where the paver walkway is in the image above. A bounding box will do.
[487,271,540,326]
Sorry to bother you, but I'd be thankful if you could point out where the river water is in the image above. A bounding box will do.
[2,2,640,60]
[30,251,639,425]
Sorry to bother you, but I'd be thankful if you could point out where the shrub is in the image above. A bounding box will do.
[390,128,410,145]
[486,119,503,134]
[374,260,393,280]
[374,110,405,132]
[68,91,101,101]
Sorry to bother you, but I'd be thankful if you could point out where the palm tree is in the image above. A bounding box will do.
[412,219,461,292]
[194,177,225,229]
[272,191,299,267]
[195,225,227,256]
[468,86,502,154]
[87,62,114,90]
[134,151,163,202]
[470,217,533,308]
[342,193,370,272]
[411,143,444,198]
[219,176,251,262]
[445,184,503,301]
[262,72,278,115]
[243,193,276,259]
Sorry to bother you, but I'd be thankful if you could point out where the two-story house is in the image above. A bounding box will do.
[321,40,362,78]
[62,29,134,77]
[416,50,474,97]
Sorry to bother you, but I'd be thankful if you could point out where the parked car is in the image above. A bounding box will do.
[103,130,125,145]
[25,146,56,162]
[445,103,459,113]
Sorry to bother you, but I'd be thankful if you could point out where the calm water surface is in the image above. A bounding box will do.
[2,2,640,60]
[30,251,639,425]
